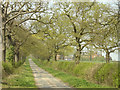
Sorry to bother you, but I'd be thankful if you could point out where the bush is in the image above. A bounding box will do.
[73,63,94,77]
[2,59,25,79]
[14,60,25,68]
[64,62,75,73]
[6,45,15,65]
[2,62,14,75]
[94,63,118,87]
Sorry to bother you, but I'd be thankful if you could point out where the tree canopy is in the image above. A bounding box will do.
[1,1,119,64]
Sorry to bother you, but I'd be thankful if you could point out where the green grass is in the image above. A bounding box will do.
[33,59,119,88]
[33,59,112,88]
[2,60,36,88]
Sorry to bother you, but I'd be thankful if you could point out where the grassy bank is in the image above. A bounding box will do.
[33,59,114,88]
[2,59,26,79]
[2,60,36,88]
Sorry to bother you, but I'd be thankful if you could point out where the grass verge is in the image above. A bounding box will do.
[2,60,36,88]
[33,59,112,88]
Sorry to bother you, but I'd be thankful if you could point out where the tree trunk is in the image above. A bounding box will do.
[7,34,13,47]
[17,51,19,62]
[106,51,110,63]
[15,51,19,62]
[0,10,2,84]
[0,18,2,82]
[47,56,50,62]
[2,9,7,62]
[55,53,57,61]
[47,58,50,62]
[76,44,81,64]
[2,27,6,62]
[77,51,81,64]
